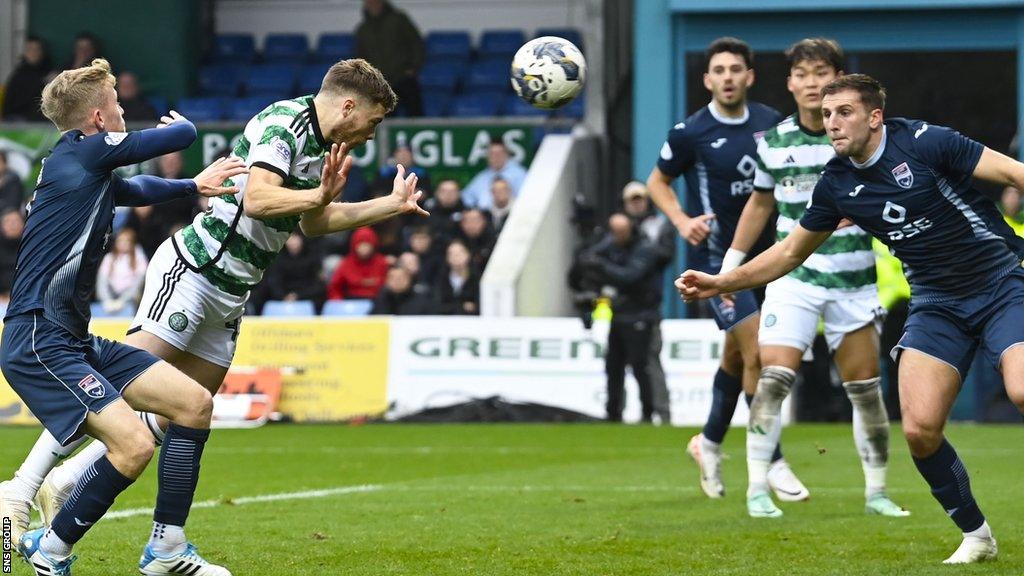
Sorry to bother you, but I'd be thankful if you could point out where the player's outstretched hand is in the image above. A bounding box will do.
[391,164,429,217]
[157,110,188,128]
[675,269,722,302]
[193,157,249,197]
[679,214,715,246]
[318,142,353,205]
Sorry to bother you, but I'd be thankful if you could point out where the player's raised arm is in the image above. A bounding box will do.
[85,116,198,172]
[243,142,349,219]
[113,156,248,206]
[971,147,1024,190]
[677,224,832,301]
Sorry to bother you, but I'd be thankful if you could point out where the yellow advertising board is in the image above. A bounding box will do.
[0,317,390,425]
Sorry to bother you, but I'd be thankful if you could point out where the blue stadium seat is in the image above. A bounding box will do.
[535,28,584,50]
[228,96,274,122]
[321,299,374,317]
[262,300,316,317]
[90,302,137,319]
[422,92,452,117]
[298,63,331,94]
[419,62,463,93]
[246,64,299,96]
[450,93,501,117]
[316,33,355,63]
[502,95,550,118]
[212,34,257,63]
[479,30,526,58]
[465,60,510,93]
[198,64,246,97]
[556,95,585,119]
[264,34,309,62]
[176,97,227,122]
[425,31,472,59]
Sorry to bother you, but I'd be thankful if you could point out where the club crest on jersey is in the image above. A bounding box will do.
[103,132,128,146]
[891,162,914,189]
[78,374,105,399]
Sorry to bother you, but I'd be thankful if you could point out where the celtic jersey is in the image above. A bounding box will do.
[174,95,327,296]
[753,114,876,294]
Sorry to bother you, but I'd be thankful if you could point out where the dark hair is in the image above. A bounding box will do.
[786,38,844,72]
[821,74,886,112]
[705,37,753,70]
[489,137,507,148]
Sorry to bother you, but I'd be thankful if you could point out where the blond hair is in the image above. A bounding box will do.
[40,58,116,131]
[320,58,398,113]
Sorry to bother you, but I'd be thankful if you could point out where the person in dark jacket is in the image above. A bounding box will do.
[0,152,25,212]
[434,240,480,315]
[1,36,53,121]
[0,208,25,299]
[372,266,434,315]
[578,213,664,422]
[259,233,327,312]
[355,0,425,116]
[423,179,466,240]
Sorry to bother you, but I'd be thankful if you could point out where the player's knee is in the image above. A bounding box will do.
[902,419,942,455]
[110,428,155,476]
[1006,384,1024,412]
[190,386,214,424]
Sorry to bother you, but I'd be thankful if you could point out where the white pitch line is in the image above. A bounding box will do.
[103,484,382,520]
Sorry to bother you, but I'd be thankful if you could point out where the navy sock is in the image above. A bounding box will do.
[154,423,210,527]
[50,456,134,544]
[702,369,742,443]
[912,439,985,532]
[745,393,784,463]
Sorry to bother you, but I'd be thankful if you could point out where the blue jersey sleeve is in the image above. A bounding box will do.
[799,176,843,232]
[910,121,984,179]
[656,123,697,178]
[111,174,197,207]
[78,121,198,172]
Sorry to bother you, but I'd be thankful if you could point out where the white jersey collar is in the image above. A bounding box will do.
[708,100,749,125]
[851,125,887,169]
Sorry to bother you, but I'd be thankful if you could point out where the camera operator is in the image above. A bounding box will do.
[576,213,664,422]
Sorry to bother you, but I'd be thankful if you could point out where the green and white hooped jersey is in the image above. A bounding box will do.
[174,95,327,296]
[753,114,876,294]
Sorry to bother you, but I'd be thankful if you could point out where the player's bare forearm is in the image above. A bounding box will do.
[299,195,404,237]
[731,191,776,253]
[646,168,691,228]
[973,147,1024,191]
[719,226,831,293]
[243,181,323,218]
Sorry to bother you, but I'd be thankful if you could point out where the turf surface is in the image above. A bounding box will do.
[1,423,1022,575]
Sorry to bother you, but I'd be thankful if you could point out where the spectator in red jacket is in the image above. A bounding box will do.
[327,227,389,300]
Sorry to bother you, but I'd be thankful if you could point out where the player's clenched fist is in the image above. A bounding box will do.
[675,269,722,302]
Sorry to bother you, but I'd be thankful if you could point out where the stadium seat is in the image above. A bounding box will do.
[212,34,257,63]
[316,33,355,62]
[556,95,585,119]
[425,31,472,59]
[90,302,137,318]
[465,60,510,92]
[479,30,526,59]
[262,300,316,317]
[176,97,228,122]
[419,62,463,93]
[321,299,374,317]
[228,96,274,122]
[422,93,452,117]
[535,27,583,49]
[450,93,501,117]
[299,63,331,94]
[502,95,550,118]
[198,64,246,97]
[245,64,299,96]
[264,33,309,62]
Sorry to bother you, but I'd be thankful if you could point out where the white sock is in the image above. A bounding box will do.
[39,528,72,560]
[700,435,721,455]
[11,431,86,500]
[149,522,187,556]
[843,377,890,498]
[746,366,795,497]
[53,441,109,494]
[965,521,992,540]
[863,464,887,500]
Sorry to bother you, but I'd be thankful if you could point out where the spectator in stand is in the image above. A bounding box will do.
[1,36,53,121]
[116,71,158,122]
[154,151,198,226]
[260,232,327,313]
[64,32,103,71]
[0,208,25,301]
[124,205,165,259]
[379,144,431,194]
[328,227,390,300]
[0,151,25,212]
[457,208,496,271]
[396,251,433,295]
[462,140,527,209]
[371,266,434,315]
[356,0,425,116]
[424,179,465,239]
[487,177,514,234]
[434,240,480,315]
[406,226,443,286]
[95,228,148,314]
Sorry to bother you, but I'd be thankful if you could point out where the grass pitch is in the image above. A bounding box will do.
[2,423,1022,575]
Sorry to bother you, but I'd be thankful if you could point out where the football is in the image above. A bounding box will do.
[510,36,587,109]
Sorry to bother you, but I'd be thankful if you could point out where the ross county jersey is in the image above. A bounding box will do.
[801,118,1024,301]
[174,95,328,296]
[755,115,875,294]
[5,124,197,339]
[657,102,781,268]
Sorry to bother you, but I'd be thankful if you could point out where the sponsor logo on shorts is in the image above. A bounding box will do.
[77,374,105,399]
[764,314,777,328]
[168,312,189,332]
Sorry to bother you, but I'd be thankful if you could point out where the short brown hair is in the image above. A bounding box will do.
[821,73,886,112]
[786,38,844,72]
[706,37,753,70]
[320,58,398,113]
[40,58,116,131]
